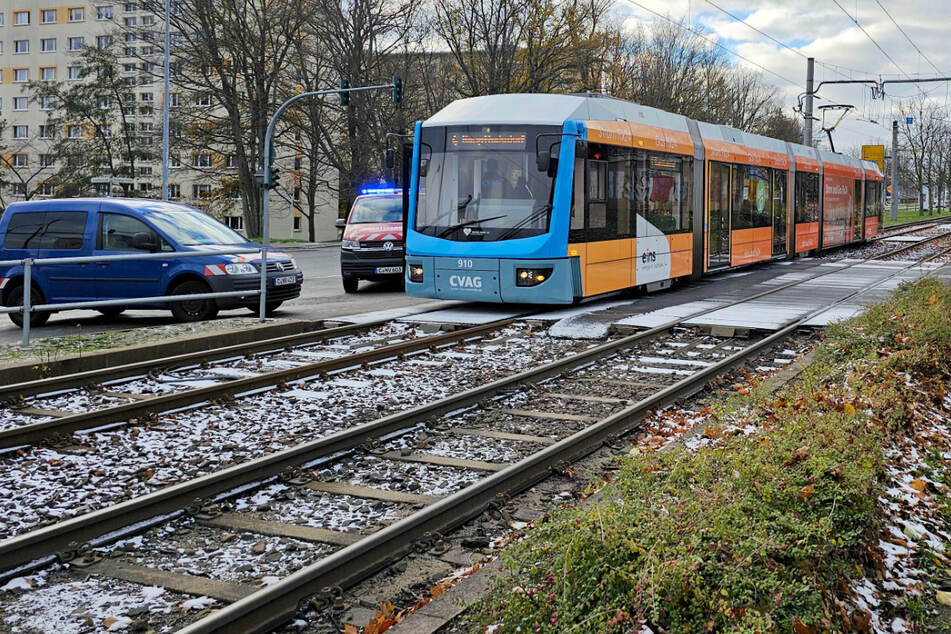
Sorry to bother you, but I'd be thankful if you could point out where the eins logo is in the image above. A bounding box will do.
[640,250,657,263]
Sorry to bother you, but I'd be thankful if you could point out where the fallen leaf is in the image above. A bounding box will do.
[937,590,951,606]
[910,479,927,493]
[788,445,810,464]
[798,484,815,500]
[843,403,856,416]
[343,626,359,634]
[792,616,814,634]
[703,425,725,440]
[927,294,940,305]
[851,608,872,631]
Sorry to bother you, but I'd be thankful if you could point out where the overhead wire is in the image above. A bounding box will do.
[871,0,943,75]
[621,0,802,89]
[830,0,912,80]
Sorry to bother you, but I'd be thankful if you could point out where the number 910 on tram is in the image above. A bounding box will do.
[404,93,884,304]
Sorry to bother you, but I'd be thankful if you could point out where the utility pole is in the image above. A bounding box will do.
[803,57,814,146]
[891,120,899,222]
[161,0,171,201]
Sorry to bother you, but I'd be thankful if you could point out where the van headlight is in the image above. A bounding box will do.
[341,239,360,250]
[225,262,257,275]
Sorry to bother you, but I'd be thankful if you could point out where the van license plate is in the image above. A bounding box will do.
[375,266,403,274]
[274,275,296,286]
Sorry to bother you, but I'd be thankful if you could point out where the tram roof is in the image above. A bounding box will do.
[423,93,690,132]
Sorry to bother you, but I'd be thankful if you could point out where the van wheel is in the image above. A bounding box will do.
[247,301,282,317]
[342,276,359,293]
[5,284,50,328]
[169,280,219,322]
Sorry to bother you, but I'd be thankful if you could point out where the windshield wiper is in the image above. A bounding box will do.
[496,204,553,241]
[437,214,508,238]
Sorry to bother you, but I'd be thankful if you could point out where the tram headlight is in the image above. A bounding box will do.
[408,264,424,283]
[516,268,553,287]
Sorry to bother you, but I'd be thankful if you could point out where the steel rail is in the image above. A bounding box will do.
[872,228,951,261]
[0,319,390,403]
[179,242,951,634]
[0,250,911,574]
[0,318,515,450]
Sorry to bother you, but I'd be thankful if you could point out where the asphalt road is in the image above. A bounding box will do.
[0,245,438,347]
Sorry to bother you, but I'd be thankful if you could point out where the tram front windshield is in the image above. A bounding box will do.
[415,125,559,241]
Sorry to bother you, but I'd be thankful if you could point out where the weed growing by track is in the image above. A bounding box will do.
[471,278,951,633]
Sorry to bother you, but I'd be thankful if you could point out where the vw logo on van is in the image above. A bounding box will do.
[383,241,394,251]
[275,262,286,271]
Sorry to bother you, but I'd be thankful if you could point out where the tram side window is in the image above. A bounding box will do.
[795,171,820,223]
[864,181,881,217]
[634,151,692,235]
[772,169,787,220]
[569,157,585,242]
[733,165,771,230]
[586,155,612,241]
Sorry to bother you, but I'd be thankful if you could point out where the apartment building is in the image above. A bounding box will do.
[0,2,338,241]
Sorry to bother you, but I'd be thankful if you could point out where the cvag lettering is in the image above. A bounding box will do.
[449,274,483,289]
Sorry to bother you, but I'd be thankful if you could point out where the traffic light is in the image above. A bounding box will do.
[267,165,280,190]
[392,76,403,104]
[339,79,350,106]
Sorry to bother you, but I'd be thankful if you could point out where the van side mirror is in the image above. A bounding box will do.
[335,218,346,229]
[132,232,158,251]
[419,158,429,178]
[385,148,395,170]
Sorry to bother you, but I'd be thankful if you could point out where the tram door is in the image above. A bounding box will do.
[708,162,731,269]
[772,169,787,255]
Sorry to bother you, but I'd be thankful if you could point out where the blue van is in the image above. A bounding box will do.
[0,198,303,326]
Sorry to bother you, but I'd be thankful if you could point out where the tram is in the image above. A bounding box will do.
[404,93,885,303]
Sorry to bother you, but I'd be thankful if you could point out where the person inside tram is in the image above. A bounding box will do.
[482,159,507,199]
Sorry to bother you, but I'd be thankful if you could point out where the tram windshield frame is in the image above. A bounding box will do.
[414,124,561,242]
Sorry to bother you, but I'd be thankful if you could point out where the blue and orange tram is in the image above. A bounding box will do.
[404,93,884,303]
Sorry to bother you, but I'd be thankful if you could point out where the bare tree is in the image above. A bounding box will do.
[142,0,310,238]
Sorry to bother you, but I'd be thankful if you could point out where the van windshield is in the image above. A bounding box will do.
[350,197,403,223]
[147,209,247,246]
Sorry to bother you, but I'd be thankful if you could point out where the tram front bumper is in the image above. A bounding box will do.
[404,256,575,304]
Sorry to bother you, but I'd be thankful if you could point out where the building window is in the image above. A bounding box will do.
[68,125,83,138]
[192,184,211,198]
[123,46,136,56]
[68,37,84,51]
[124,3,138,12]
[39,155,55,168]
[98,6,114,20]
[68,66,82,80]
[14,40,29,54]
[168,183,181,198]
[138,166,152,176]
[139,122,153,133]
[123,105,135,115]
[41,96,55,110]
[294,215,302,232]
[140,92,153,102]
[293,187,301,201]
[139,182,152,192]
[97,35,113,49]
[15,11,31,26]
[13,97,28,111]
[226,215,244,230]
[142,15,154,26]
[13,68,28,83]
[124,32,136,42]
[139,106,153,115]
[226,154,237,168]
[140,45,153,55]
[41,67,56,81]
[195,93,212,107]
[41,9,56,24]
[41,38,56,52]
[169,93,181,107]
[0,12,5,26]
[12,154,28,168]
[123,16,136,26]
[13,183,27,197]
[39,125,55,139]
[124,63,136,73]
[294,157,303,170]
[141,31,154,42]
[39,183,55,196]
[98,96,111,109]
[96,125,111,138]
[169,155,181,169]
[139,135,153,146]
[12,125,28,139]
[193,154,211,168]
[69,7,85,22]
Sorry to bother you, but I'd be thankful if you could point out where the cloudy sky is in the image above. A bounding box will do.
[615,0,951,151]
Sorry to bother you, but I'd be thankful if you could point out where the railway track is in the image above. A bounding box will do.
[3,240,949,633]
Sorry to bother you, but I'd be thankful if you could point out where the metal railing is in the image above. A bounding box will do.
[0,247,265,347]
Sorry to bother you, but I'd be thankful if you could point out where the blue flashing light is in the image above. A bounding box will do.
[360,187,402,195]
